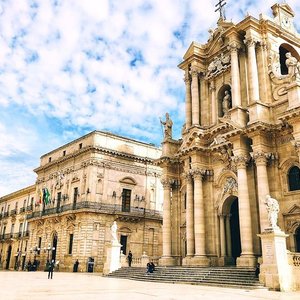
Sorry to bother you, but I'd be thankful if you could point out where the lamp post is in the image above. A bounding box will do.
[44,243,55,261]
[30,245,40,260]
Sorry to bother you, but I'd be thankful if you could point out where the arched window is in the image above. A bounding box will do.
[288,166,300,191]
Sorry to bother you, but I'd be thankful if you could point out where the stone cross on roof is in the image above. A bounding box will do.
[215,0,227,20]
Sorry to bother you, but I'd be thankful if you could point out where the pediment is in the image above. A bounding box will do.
[284,204,300,215]
[182,41,205,60]
[272,3,295,18]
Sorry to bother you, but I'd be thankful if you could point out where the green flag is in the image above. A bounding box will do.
[43,188,51,205]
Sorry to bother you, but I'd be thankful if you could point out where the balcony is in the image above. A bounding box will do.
[26,205,33,212]
[0,233,12,241]
[10,209,17,216]
[26,201,162,221]
[20,207,26,213]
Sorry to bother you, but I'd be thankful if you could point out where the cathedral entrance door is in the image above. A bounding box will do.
[120,235,127,254]
[229,198,241,264]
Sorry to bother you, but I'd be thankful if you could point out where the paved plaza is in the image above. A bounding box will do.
[0,271,300,300]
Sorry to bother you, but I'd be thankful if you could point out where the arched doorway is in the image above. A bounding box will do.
[295,226,300,252]
[220,195,241,265]
[230,198,241,263]
[5,245,12,270]
[52,233,58,261]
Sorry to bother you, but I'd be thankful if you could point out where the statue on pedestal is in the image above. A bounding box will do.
[222,90,231,116]
[160,113,173,140]
[265,195,280,229]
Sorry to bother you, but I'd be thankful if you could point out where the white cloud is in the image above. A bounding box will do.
[0,0,300,195]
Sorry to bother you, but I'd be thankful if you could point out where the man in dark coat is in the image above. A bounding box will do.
[48,260,55,279]
[127,251,133,267]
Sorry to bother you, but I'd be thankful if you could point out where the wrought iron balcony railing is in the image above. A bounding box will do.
[26,201,162,221]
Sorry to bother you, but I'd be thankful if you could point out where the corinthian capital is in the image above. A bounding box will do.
[243,37,259,47]
[191,168,205,180]
[160,178,171,189]
[227,42,241,53]
[232,154,249,168]
[190,66,199,78]
[183,72,191,84]
[252,151,268,165]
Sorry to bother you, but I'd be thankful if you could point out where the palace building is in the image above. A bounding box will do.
[0,131,163,272]
[158,2,300,268]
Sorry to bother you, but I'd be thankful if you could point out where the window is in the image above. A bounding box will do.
[184,193,187,210]
[68,234,74,254]
[288,166,300,191]
[79,143,82,149]
[10,224,14,238]
[38,237,42,254]
[2,226,6,238]
[19,223,23,237]
[122,189,131,212]
[63,150,66,156]
[49,157,52,163]
[23,199,26,208]
[279,45,289,75]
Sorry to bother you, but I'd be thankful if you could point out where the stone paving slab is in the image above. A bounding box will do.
[0,271,299,300]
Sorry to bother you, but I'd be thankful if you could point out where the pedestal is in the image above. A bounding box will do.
[103,241,122,275]
[229,106,248,127]
[258,228,292,291]
[247,101,270,124]
[287,81,300,110]
[158,256,177,266]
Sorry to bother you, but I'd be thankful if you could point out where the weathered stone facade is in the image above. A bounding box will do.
[0,131,163,272]
[158,3,300,268]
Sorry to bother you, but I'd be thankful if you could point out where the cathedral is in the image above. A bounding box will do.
[158,2,300,268]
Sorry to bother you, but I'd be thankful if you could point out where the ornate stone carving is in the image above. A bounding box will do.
[243,37,259,47]
[222,177,238,195]
[227,42,241,53]
[232,154,249,168]
[190,66,199,78]
[291,140,300,154]
[206,53,230,79]
[252,151,278,165]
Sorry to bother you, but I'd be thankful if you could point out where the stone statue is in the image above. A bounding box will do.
[160,113,173,140]
[222,90,231,116]
[285,52,299,76]
[265,195,280,229]
[111,221,118,243]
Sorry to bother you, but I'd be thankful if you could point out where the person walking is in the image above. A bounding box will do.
[127,251,133,267]
[73,259,79,272]
[48,259,55,279]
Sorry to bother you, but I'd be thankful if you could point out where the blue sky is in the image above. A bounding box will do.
[1,0,300,196]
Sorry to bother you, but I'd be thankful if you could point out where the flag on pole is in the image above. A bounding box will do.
[43,188,51,205]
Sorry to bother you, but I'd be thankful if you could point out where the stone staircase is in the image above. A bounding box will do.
[106,266,265,289]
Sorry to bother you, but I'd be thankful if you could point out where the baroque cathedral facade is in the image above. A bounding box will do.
[158,3,300,268]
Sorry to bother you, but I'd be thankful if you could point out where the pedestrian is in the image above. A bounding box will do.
[48,259,55,279]
[127,250,133,267]
[255,262,260,278]
[73,259,79,272]
[27,260,32,272]
[150,261,155,271]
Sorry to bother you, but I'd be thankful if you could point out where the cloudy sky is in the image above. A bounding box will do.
[1,0,300,196]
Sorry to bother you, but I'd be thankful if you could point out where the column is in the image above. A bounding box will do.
[253,151,270,232]
[190,66,200,125]
[228,42,241,107]
[161,179,172,257]
[244,37,260,102]
[184,70,192,128]
[193,170,206,256]
[234,154,255,266]
[225,214,232,257]
[186,173,195,256]
[209,81,217,124]
[219,214,226,257]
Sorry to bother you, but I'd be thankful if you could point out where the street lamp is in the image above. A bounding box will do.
[30,245,40,259]
[44,243,55,261]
